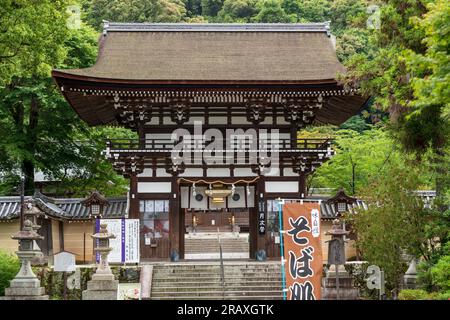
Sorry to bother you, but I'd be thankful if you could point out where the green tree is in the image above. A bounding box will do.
[0,21,99,195]
[252,0,295,23]
[84,0,186,30]
[0,0,69,85]
[55,127,136,197]
[185,0,203,17]
[348,164,438,296]
[339,115,371,133]
[310,127,402,195]
[330,0,368,34]
[283,0,331,23]
[201,0,224,17]
[343,0,449,201]
[217,0,258,22]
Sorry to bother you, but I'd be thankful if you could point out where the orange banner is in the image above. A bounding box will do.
[282,202,322,300]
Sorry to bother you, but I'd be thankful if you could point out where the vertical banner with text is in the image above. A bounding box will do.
[283,202,322,300]
[95,218,140,263]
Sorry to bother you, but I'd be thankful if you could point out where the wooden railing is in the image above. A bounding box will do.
[106,138,332,152]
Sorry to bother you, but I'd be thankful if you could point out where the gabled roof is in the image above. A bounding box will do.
[53,22,343,83]
[326,187,357,205]
[0,193,127,221]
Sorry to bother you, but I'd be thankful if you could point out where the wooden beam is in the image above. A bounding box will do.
[129,174,139,219]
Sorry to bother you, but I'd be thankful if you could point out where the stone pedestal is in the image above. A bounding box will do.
[82,223,118,300]
[1,251,48,300]
[322,265,359,300]
[82,274,119,300]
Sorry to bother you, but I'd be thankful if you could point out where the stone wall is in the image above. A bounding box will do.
[33,266,141,300]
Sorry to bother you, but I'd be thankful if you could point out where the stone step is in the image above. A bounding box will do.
[153,266,281,271]
[152,274,282,279]
[151,290,283,297]
[152,286,282,293]
[153,269,281,272]
[150,263,282,300]
[153,269,282,274]
[152,281,282,288]
[151,295,283,300]
[153,270,282,275]
[153,275,282,283]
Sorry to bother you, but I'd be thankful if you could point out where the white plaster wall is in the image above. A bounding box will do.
[265,181,298,193]
[138,182,171,193]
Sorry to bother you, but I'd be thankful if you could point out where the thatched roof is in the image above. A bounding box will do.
[54,23,343,82]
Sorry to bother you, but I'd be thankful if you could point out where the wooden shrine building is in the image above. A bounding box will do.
[52,23,368,261]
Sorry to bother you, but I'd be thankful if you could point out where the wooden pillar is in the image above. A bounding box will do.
[299,172,306,197]
[249,206,257,259]
[169,177,181,260]
[179,207,185,259]
[59,220,64,251]
[256,177,266,257]
[138,124,145,149]
[129,174,139,219]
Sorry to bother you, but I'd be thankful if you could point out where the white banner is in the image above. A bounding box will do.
[96,219,140,263]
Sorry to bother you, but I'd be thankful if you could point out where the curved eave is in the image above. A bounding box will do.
[52,70,341,86]
[53,73,368,127]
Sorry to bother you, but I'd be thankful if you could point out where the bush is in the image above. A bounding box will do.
[398,289,430,300]
[0,250,20,296]
[435,291,450,300]
[431,255,450,292]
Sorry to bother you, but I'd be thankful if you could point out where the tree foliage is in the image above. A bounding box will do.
[0,0,70,85]
[83,0,186,30]
[0,250,20,296]
[309,127,403,195]
[348,163,443,295]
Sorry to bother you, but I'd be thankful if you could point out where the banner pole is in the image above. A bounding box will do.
[277,198,287,300]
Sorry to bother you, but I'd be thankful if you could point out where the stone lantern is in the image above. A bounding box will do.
[1,219,48,300]
[82,223,118,300]
[92,223,116,278]
[322,219,359,300]
[23,200,45,265]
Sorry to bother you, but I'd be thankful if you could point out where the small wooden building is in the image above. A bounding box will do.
[0,192,127,263]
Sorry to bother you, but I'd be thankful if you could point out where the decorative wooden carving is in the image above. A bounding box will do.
[283,96,324,128]
[245,97,268,124]
[169,98,191,124]
[250,161,272,175]
[113,95,152,128]
[111,155,145,177]
[165,157,185,176]
[291,156,321,174]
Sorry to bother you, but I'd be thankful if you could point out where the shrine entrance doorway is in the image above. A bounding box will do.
[184,209,250,260]
[184,209,249,233]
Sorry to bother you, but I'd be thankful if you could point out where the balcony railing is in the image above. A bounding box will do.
[106,138,332,153]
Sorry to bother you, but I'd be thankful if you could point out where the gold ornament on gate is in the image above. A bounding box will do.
[204,184,232,204]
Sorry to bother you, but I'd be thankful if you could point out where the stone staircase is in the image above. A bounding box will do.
[150,262,283,300]
[185,233,249,259]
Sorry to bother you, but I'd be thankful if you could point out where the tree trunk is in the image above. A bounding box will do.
[22,160,35,195]
[22,95,40,195]
[351,163,356,195]
[434,147,447,212]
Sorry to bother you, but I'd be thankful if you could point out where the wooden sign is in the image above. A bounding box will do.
[95,219,140,263]
[54,251,76,272]
[258,199,266,235]
[282,202,322,300]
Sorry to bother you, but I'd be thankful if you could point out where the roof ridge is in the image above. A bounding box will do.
[102,22,331,35]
